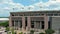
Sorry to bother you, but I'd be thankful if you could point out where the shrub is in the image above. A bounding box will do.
[39,32,45,34]
[19,32,23,34]
[45,29,55,34]
[6,27,9,31]
[30,30,34,34]
[11,28,15,34]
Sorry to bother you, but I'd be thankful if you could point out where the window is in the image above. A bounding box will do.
[15,14,18,16]
[19,21,22,28]
[54,13,58,16]
[31,21,34,25]
[31,25,34,28]
[40,14,44,16]
[12,20,14,26]
[42,25,44,29]
[41,21,44,29]
[19,14,23,16]
[25,17,27,27]
[30,13,40,16]
[34,13,40,16]
[48,21,51,29]
[46,14,53,16]
[11,14,14,16]
[15,20,18,27]
[24,13,29,16]
[31,21,34,28]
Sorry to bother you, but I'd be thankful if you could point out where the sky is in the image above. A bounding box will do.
[0,0,60,17]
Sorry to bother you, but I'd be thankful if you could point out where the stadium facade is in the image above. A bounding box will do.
[9,11,60,34]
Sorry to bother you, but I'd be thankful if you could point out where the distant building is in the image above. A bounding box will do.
[9,11,60,34]
[0,18,9,23]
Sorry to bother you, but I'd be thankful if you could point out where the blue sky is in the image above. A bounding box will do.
[13,0,49,6]
[0,0,60,17]
[13,0,40,6]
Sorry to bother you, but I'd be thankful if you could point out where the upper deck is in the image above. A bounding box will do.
[10,10,60,16]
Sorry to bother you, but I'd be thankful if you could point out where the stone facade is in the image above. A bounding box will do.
[9,11,60,34]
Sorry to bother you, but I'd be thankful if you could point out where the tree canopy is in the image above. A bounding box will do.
[0,21,9,27]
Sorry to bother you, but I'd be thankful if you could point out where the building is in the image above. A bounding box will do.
[9,11,60,34]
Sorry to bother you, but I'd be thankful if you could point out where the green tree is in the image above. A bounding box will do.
[0,21,9,27]
[45,29,55,34]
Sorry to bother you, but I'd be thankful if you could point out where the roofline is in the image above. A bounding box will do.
[10,10,60,13]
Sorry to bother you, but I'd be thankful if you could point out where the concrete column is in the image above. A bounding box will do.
[34,22,36,29]
[40,21,41,29]
[27,16,31,31]
[14,20,16,30]
[22,17,25,31]
[18,21,20,29]
[9,16,12,27]
[39,22,40,29]
[18,21,20,27]
[9,16,13,30]
[44,15,48,30]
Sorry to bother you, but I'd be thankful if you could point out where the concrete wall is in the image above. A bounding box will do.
[51,17,60,30]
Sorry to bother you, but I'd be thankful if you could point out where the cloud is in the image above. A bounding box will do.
[30,0,60,10]
[0,0,24,17]
[0,0,60,11]
[19,0,60,11]
[0,0,60,17]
